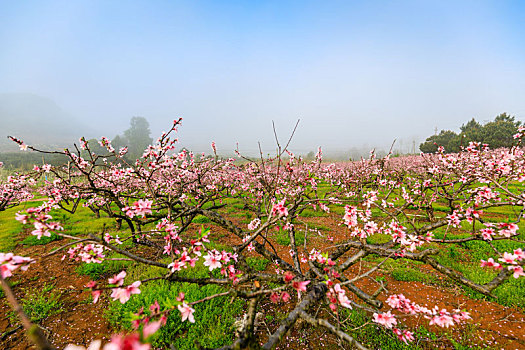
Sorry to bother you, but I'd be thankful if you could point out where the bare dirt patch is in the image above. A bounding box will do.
[0,240,112,349]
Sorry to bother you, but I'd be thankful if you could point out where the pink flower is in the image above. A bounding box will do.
[89,289,101,303]
[178,303,195,323]
[123,199,153,218]
[498,223,518,237]
[0,253,33,278]
[480,228,495,241]
[203,253,222,271]
[111,281,141,304]
[452,310,471,322]
[480,258,502,270]
[103,333,150,350]
[142,319,162,338]
[168,260,186,272]
[373,311,397,329]
[135,199,153,217]
[119,147,128,156]
[446,213,461,227]
[64,339,102,350]
[513,248,525,261]
[509,266,525,279]
[31,222,51,239]
[247,218,261,230]
[393,329,414,344]
[15,212,29,224]
[499,252,517,265]
[108,271,126,286]
[87,281,102,303]
[149,300,160,313]
[292,280,310,297]
[430,313,455,328]
[333,284,352,309]
[0,264,13,278]
[271,199,288,217]
[270,292,280,303]
[283,271,294,283]
[86,280,97,288]
[281,292,291,302]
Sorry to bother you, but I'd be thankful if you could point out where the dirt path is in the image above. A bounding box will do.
[1,211,524,349]
[213,212,525,349]
[0,241,112,349]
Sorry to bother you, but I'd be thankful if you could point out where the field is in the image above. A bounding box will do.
[1,125,525,349]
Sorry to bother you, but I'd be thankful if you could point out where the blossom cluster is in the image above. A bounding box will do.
[481,248,525,278]
[15,206,64,239]
[64,243,106,264]
[123,199,153,218]
[6,120,525,349]
[0,253,33,278]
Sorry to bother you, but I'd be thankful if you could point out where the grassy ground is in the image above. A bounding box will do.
[105,261,246,349]
[0,205,27,252]
[0,191,523,348]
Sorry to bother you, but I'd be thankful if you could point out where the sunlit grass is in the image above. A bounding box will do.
[106,260,246,349]
[0,201,45,252]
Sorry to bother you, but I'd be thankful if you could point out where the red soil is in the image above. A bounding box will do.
[1,211,524,349]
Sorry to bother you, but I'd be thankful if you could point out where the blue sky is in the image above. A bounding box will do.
[1,0,525,154]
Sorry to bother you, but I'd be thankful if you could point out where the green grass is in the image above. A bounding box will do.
[377,259,437,284]
[340,308,424,349]
[391,267,436,284]
[274,229,306,246]
[434,242,525,309]
[246,257,269,272]
[76,256,133,280]
[340,308,488,349]
[305,222,330,232]
[0,200,127,250]
[367,233,393,245]
[298,209,327,218]
[192,215,211,224]
[16,283,63,323]
[0,280,20,299]
[21,232,63,245]
[106,262,245,349]
[50,205,121,236]
[227,211,252,219]
[0,203,41,252]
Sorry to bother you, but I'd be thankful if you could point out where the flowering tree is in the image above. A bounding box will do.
[0,160,34,212]
[1,120,524,349]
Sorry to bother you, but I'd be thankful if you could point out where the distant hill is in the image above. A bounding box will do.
[0,93,95,151]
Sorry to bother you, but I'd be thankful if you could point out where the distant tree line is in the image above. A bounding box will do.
[1,117,154,170]
[0,153,69,170]
[420,113,521,153]
[85,116,153,161]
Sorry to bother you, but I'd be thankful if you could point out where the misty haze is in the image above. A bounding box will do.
[2,1,524,160]
[1,2,525,350]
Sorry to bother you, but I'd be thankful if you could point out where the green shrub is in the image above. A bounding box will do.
[18,284,63,323]
[192,215,211,224]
